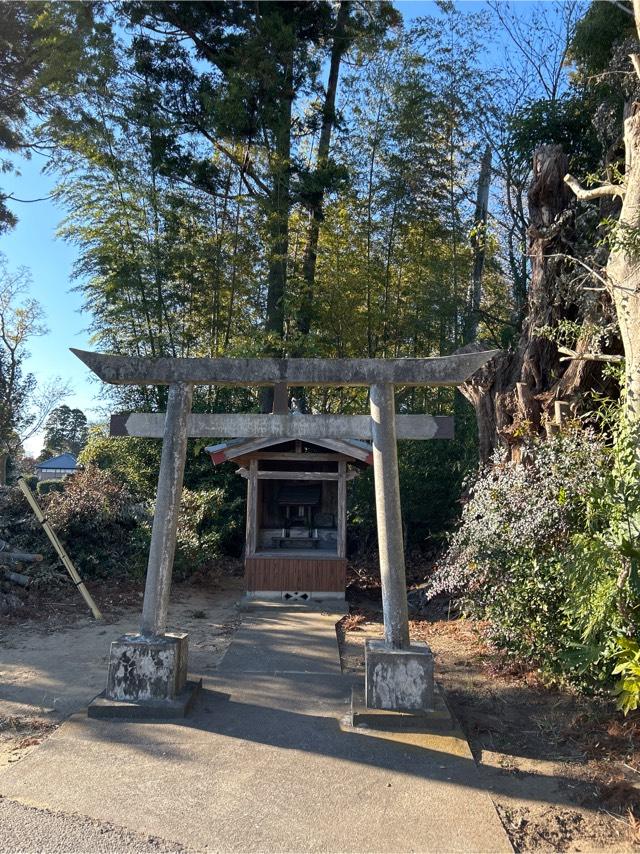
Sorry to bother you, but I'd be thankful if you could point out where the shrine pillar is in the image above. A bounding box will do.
[89,381,199,718]
[365,383,434,713]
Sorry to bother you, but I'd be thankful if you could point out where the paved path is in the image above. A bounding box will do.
[0,602,512,853]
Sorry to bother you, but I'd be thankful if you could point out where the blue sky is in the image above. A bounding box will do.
[0,1,528,455]
[2,152,99,455]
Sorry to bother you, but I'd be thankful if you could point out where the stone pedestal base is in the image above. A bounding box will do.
[88,632,199,719]
[88,680,202,720]
[351,685,452,731]
[365,638,434,712]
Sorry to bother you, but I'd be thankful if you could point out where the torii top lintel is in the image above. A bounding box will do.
[70,349,498,387]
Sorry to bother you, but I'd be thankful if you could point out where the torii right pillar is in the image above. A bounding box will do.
[365,383,434,712]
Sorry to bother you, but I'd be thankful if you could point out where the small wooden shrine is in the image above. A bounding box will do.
[206,436,371,601]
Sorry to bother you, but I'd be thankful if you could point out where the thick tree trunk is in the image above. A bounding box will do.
[293,1,350,412]
[607,108,640,428]
[464,145,492,344]
[563,0,640,442]
[260,47,294,414]
[264,106,292,344]
[462,144,605,462]
[297,0,349,340]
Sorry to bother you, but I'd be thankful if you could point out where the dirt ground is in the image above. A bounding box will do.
[0,573,243,771]
[2,565,639,852]
[338,591,640,853]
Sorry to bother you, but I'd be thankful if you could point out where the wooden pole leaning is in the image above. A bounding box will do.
[140,381,193,637]
[17,477,103,620]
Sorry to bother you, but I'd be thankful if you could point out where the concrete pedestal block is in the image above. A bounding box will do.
[89,632,200,719]
[365,638,434,712]
[105,632,188,701]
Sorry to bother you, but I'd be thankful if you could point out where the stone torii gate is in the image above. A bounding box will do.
[74,348,497,718]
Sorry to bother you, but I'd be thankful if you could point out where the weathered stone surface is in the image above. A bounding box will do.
[351,685,452,730]
[370,383,410,649]
[139,382,192,637]
[365,638,434,712]
[72,348,499,387]
[89,679,201,720]
[110,412,454,441]
[105,632,188,702]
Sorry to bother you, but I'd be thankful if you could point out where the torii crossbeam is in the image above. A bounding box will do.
[74,348,498,718]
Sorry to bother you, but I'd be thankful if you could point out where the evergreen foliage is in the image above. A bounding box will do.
[10,1,490,542]
[41,405,88,458]
[36,478,65,496]
[429,400,640,696]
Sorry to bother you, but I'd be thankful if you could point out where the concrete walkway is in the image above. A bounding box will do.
[0,603,512,853]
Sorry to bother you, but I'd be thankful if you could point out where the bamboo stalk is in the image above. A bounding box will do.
[17,478,103,620]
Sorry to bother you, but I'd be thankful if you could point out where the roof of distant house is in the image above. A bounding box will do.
[35,453,79,470]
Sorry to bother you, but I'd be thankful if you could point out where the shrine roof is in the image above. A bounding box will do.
[205,436,372,465]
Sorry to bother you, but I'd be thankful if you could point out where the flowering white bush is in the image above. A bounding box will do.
[428,429,605,604]
[426,426,640,689]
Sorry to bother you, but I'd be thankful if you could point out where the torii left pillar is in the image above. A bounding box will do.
[89,382,200,718]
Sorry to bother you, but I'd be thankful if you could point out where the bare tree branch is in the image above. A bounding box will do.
[19,377,71,447]
[558,345,624,363]
[608,0,634,16]
[546,253,611,290]
[3,194,52,204]
[564,173,625,200]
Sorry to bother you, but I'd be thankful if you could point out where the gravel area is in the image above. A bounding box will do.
[0,797,193,853]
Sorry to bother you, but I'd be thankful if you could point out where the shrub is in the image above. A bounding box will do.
[174,487,244,576]
[78,427,161,500]
[78,428,247,558]
[612,637,640,714]
[428,417,640,693]
[37,479,65,496]
[4,464,245,584]
[45,465,149,578]
[22,475,38,492]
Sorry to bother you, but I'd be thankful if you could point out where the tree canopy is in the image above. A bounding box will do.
[40,404,88,459]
